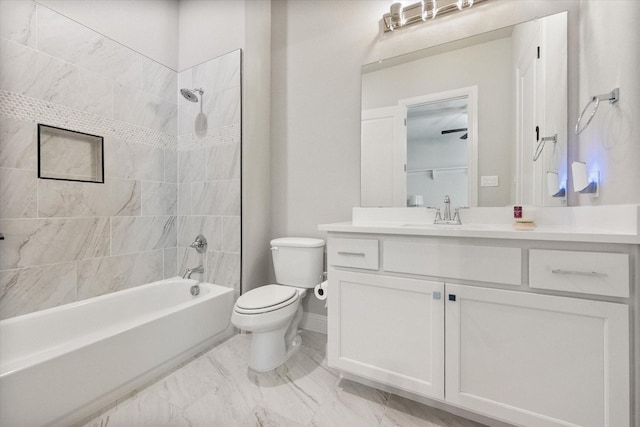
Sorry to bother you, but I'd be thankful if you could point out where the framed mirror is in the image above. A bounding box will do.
[361,11,568,208]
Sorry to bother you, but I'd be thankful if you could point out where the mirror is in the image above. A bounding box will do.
[361,11,568,208]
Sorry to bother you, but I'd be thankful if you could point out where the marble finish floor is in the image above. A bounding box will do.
[85,331,486,427]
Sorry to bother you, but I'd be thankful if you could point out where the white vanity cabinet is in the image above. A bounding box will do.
[325,233,634,427]
[445,283,629,427]
[328,270,445,399]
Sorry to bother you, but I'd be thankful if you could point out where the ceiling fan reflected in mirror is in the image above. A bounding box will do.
[441,127,468,140]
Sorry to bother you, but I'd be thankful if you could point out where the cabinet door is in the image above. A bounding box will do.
[328,270,444,399]
[445,284,629,427]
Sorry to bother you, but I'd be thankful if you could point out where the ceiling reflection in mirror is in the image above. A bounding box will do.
[361,11,568,208]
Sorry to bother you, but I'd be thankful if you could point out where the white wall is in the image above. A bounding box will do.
[271,0,583,315]
[37,0,179,69]
[577,0,640,205]
[242,0,272,292]
[178,0,246,71]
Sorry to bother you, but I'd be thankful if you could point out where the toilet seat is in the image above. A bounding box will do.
[234,285,299,315]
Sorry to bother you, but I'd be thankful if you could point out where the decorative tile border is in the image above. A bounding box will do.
[0,90,239,152]
[0,90,175,149]
[177,123,240,152]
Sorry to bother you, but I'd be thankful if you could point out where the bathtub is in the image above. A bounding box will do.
[0,278,235,426]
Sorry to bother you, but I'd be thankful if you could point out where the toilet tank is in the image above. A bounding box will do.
[271,237,324,288]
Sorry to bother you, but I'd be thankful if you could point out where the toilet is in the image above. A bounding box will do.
[231,237,325,372]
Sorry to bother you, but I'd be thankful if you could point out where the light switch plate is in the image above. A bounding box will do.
[481,175,499,187]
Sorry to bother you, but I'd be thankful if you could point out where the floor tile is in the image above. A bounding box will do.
[84,331,488,427]
[381,394,487,427]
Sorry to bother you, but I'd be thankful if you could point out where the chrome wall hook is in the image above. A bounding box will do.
[575,88,619,135]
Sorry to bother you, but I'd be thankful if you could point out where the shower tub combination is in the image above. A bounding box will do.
[0,278,235,426]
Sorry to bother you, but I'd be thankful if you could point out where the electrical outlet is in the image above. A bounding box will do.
[481,175,499,187]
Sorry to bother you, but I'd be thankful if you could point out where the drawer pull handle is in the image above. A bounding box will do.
[337,251,366,257]
[551,269,608,278]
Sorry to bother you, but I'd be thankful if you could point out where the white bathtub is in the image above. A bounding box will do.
[0,278,235,426]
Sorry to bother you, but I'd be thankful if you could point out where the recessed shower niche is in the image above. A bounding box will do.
[38,124,104,183]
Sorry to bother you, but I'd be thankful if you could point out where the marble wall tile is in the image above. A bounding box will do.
[177,246,206,281]
[104,137,135,180]
[111,216,177,255]
[163,247,177,279]
[0,217,110,270]
[206,251,240,290]
[38,179,141,217]
[0,38,113,117]
[164,148,177,183]
[0,168,36,218]
[0,0,37,48]
[132,143,165,182]
[177,215,222,251]
[141,182,177,216]
[192,51,240,104]
[222,216,241,253]
[0,117,36,170]
[77,250,163,300]
[178,184,192,215]
[178,149,205,183]
[113,84,177,136]
[206,141,240,181]
[37,6,142,89]
[191,180,240,216]
[0,262,76,320]
[141,57,177,103]
[177,97,202,136]
[220,86,242,127]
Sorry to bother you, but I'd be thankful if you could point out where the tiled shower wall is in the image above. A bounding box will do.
[176,51,242,296]
[0,1,241,319]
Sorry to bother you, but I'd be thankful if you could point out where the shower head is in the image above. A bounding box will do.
[180,88,204,103]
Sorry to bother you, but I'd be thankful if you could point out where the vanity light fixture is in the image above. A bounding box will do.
[571,161,599,197]
[382,0,488,32]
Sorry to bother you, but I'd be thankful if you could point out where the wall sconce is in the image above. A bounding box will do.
[546,172,566,198]
[571,161,599,197]
[382,0,488,32]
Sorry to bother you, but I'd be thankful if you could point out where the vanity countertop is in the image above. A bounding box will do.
[318,221,640,244]
[319,206,640,244]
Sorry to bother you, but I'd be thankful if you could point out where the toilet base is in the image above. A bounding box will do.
[248,306,304,372]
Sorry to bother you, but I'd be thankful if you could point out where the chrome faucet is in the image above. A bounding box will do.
[442,195,452,222]
[429,195,467,225]
[183,265,204,279]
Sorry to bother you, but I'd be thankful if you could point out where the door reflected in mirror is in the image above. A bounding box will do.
[407,96,470,208]
[361,11,568,208]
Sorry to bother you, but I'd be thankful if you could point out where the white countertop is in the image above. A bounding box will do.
[318,221,640,244]
[318,206,640,244]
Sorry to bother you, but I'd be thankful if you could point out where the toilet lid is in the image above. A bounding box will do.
[235,285,298,312]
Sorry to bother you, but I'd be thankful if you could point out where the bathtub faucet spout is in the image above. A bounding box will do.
[183,265,204,279]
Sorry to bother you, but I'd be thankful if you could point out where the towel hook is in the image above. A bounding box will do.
[575,88,619,135]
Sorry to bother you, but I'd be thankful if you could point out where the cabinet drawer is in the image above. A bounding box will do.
[328,238,379,270]
[529,249,629,297]
[383,241,521,285]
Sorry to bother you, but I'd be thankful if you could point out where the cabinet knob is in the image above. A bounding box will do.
[448,294,456,302]
[433,292,441,300]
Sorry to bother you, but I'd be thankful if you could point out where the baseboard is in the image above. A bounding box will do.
[300,312,327,334]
